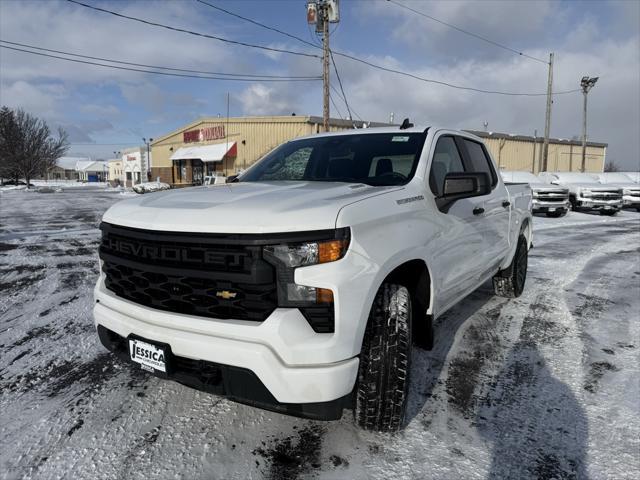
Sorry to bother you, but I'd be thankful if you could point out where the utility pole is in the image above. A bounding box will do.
[580,76,599,172]
[308,1,339,132]
[541,52,554,172]
[322,5,330,132]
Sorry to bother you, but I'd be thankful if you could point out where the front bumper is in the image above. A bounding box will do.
[576,198,622,210]
[532,199,569,213]
[97,323,351,420]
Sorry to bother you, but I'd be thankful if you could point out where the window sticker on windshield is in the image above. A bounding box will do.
[391,136,410,142]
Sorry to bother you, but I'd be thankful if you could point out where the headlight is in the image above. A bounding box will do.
[263,238,349,267]
[263,230,350,307]
[581,189,592,197]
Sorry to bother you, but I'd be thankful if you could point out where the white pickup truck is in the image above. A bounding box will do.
[94,125,532,431]
[590,172,640,211]
[501,170,570,217]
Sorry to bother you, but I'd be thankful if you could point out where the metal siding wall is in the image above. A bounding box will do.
[480,137,606,173]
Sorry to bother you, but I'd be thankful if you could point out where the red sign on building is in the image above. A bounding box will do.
[183,125,226,143]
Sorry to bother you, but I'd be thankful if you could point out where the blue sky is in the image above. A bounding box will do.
[0,0,638,169]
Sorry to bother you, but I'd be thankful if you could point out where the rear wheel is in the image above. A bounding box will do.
[355,283,412,432]
[600,210,618,216]
[493,234,528,298]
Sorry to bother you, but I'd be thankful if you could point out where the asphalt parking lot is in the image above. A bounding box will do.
[1,189,639,480]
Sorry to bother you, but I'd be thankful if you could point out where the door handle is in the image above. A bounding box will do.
[502,200,511,208]
[473,207,485,215]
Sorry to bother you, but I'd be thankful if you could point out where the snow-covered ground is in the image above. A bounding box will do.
[0,189,638,480]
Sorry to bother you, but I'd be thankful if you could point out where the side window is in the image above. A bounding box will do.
[461,139,498,187]
[429,136,465,196]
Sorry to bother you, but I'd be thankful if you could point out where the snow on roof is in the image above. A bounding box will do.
[76,160,107,172]
[56,156,90,170]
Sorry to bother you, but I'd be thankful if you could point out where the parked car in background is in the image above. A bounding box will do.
[538,172,623,215]
[94,126,532,431]
[501,170,569,217]
[204,174,227,185]
[590,172,640,211]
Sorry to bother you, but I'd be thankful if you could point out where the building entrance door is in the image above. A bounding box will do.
[192,159,204,185]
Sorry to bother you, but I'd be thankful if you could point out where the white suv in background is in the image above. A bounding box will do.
[538,172,623,215]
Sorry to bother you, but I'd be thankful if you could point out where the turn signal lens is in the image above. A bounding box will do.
[316,288,334,303]
[318,239,349,263]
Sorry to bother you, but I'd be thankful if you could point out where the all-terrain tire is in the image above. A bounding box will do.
[355,283,412,432]
[600,209,618,216]
[493,234,528,298]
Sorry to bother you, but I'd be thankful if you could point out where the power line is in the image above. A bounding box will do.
[65,0,320,59]
[330,83,363,121]
[194,0,578,97]
[196,0,319,49]
[329,94,344,120]
[0,45,322,82]
[0,40,321,80]
[329,50,352,120]
[386,0,549,65]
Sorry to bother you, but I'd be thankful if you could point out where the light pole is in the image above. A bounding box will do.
[113,151,121,185]
[142,137,153,182]
[580,76,598,172]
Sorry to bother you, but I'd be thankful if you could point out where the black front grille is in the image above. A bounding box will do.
[100,223,278,321]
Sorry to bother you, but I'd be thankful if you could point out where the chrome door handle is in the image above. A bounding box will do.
[502,200,511,208]
[473,207,485,215]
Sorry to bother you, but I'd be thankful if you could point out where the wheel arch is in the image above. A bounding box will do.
[379,258,434,348]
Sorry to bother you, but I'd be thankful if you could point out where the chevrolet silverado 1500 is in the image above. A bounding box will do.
[95,125,532,431]
[590,172,640,211]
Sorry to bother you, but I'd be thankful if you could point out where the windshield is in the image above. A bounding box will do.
[552,173,599,184]
[239,132,427,186]
[599,173,635,183]
[501,171,539,183]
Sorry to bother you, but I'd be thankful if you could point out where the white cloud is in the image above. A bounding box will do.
[238,83,299,116]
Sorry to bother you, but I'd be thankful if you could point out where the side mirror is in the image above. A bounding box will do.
[226,174,239,183]
[436,172,490,211]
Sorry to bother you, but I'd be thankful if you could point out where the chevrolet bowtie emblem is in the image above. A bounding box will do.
[216,290,237,299]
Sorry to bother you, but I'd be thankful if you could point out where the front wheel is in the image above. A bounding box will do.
[545,210,566,218]
[493,234,528,298]
[355,283,412,432]
[600,209,618,216]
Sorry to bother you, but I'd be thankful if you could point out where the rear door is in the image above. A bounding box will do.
[427,134,488,313]
[458,137,511,272]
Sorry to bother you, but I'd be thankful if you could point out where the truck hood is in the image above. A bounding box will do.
[102,181,401,233]
[529,182,567,192]
[561,183,619,190]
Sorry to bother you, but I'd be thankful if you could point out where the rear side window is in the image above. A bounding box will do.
[461,139,498,187]
[429,136,465,196]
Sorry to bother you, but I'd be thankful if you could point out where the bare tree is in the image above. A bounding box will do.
[0,107,69,187]
[604,160,621,172]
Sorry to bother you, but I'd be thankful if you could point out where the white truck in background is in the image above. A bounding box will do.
[94,124,532,432]
[590,172,640,211]
[501,170,570,217]
[538,172,623,215]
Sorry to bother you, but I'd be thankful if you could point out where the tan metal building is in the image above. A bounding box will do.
[467,131,607,173]
[150,117,607,185]
[150,115,389,185]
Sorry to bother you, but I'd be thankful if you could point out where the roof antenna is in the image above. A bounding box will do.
[399,118,413,130]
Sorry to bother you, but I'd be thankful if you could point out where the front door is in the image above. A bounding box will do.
[426,134,488,313]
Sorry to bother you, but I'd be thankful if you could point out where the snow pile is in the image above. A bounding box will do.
[132,182,171,194]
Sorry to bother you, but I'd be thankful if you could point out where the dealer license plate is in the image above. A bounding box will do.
[548,207,556,212]
[604,206,612,210]
[129,339,166,372]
